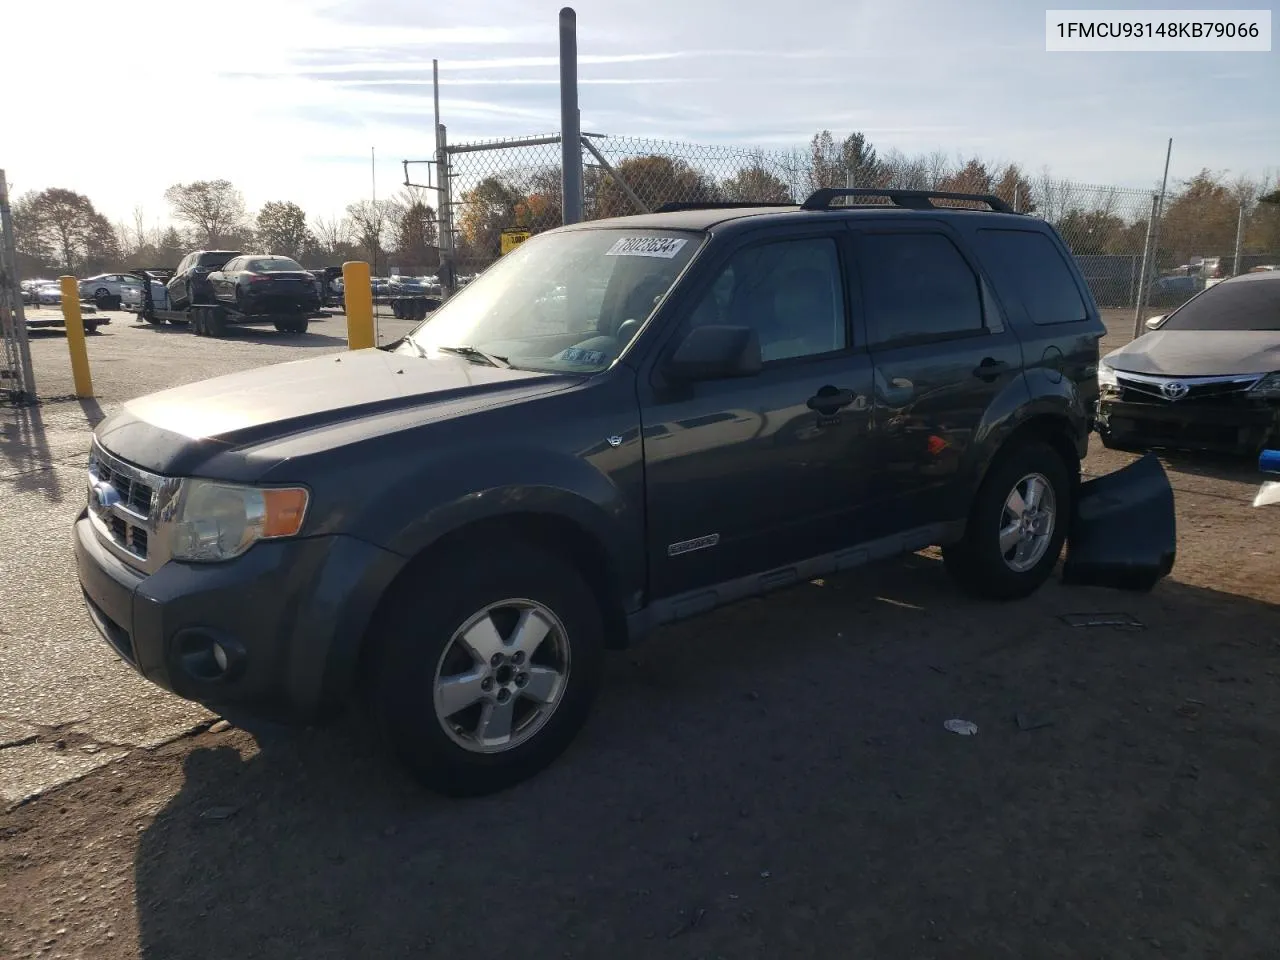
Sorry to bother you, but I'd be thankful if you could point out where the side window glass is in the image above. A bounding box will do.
[973,229,1088,325]
[687,238,846,362]
[858,233,984,345]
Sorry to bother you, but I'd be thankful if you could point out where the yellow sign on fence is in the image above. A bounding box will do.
[500,230,531,255]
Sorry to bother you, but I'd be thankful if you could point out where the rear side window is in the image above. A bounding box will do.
[974,229,1088,326]
[857,233,983,345]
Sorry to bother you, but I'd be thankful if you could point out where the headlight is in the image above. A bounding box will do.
[171,480,309,562]
[1097,361,1118,390]
[1249,372,1280,398]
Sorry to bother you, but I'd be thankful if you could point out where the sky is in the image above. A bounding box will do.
[2,0,1276,232]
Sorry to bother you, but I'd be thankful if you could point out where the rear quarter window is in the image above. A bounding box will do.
[973,229,1088,326]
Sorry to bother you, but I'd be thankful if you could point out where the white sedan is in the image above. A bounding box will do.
[78,274,141,301]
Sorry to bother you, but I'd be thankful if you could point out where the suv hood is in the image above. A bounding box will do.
[1105,329,1280,377]
[95,348,569,477]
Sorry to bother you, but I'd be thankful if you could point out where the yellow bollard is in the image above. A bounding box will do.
[342,261,375,351]
[59,276,94,398]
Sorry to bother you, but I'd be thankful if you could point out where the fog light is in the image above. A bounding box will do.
[174,629,246,683]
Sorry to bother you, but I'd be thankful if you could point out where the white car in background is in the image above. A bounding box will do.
[34,282,63,305]
[79,273,141,302]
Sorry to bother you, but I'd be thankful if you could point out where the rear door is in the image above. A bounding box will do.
[848,221,1026,535]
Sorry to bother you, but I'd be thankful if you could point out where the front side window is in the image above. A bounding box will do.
[686,237,846,362]
[404,229,703,373]
[858,233,984,345]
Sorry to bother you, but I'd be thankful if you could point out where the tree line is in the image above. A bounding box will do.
[11,180,440,279]
[9,128,1279,280]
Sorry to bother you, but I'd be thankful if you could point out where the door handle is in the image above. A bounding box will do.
[807,385,856,414]
[972,358,1010,381]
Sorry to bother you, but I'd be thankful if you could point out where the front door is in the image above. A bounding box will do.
[640,233,875,599]
[847,223,1026,536]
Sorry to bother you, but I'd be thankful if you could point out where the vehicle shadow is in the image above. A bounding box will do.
[133,557,1280,958]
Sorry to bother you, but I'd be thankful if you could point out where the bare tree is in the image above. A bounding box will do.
[163,180,247,247]
[344,199,396,267]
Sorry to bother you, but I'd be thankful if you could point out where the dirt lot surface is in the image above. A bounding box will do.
[2,309,1278,959]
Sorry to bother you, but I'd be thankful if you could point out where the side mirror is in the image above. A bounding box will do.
[665,325,762,381]
[1144,315,1166,331]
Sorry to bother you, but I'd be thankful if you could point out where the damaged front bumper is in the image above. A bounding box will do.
[1096,396,1278,455]
[1063,453,1177,592]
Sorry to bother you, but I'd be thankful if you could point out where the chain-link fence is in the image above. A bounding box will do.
[442,133,1280,318]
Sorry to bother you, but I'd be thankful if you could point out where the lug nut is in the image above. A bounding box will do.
[512,651,526,665]
[516,672,528,687]
[496,688,511,703]
[490,653,503,667]
[481,677,494,692]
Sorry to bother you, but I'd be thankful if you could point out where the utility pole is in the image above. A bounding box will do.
[560,7,583,225]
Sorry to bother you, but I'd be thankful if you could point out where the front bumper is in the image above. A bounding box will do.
[73,511,403,718]
[1097,396,1277,454]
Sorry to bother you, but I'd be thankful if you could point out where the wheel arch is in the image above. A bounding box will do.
[349,509,631,702]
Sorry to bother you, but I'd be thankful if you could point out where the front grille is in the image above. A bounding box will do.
[1114,372,1261,407]
[86,442,178,572]
[92,458,155,515]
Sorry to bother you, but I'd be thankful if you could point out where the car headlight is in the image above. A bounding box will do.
[1097,361,1118,390]
[1249,372,1280,398]
[171,480,309,562]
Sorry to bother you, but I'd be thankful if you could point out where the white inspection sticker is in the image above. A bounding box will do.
[605,236,688,259]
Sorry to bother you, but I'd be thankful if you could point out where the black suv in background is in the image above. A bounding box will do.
[74,190,1171,796]
[166,249,240,309]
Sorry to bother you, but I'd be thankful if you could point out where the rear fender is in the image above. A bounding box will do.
[1062,453,1176,592]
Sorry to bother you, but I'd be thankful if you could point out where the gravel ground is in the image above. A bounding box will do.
[2,309,1278,959]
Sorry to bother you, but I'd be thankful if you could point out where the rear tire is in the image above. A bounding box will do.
[273,318,309,334]
[943,441,1073,601]
[369,540,604,797]
[83,321,100,334]
[204,306,227,337]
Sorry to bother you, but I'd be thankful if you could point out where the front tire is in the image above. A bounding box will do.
[273,318,309,334]
[370,541,604,797]
[943,441,1073,601]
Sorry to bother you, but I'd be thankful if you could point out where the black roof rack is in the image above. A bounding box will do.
[653,201,798,213]
[801,188,1015,214]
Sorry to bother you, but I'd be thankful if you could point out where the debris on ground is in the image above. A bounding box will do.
[944,719,979,736]
[1060,612,1145,629]
[1015,712,1055,731]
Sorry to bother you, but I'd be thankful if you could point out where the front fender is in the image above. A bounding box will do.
[357,444,645,611]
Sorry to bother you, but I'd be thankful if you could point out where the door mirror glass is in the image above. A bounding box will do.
[666,325,763,381]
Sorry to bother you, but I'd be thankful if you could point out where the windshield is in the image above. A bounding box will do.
[403,228,703,373]
[1161,277,1280,332]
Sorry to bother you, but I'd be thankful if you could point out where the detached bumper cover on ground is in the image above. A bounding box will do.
[1063,453,1177,592]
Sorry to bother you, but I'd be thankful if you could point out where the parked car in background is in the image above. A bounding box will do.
[1146,274,1202,309]
[388,274,429,296]
[371,277,390,299]
[1097,271,1280,455]
[79,273,141,304]
[166,250,241,309]
[1251,264,1279,273]
[20,279,55,304]
[33,281,63,305]
[205,255,320,331]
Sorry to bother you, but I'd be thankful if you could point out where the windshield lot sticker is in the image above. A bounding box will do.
[605,236,688,259]
[558,347,608,366]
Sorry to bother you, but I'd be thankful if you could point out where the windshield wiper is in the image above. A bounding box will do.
[434,344,510,368]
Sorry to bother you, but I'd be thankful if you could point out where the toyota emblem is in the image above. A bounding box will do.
[1161,380,1189,400]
